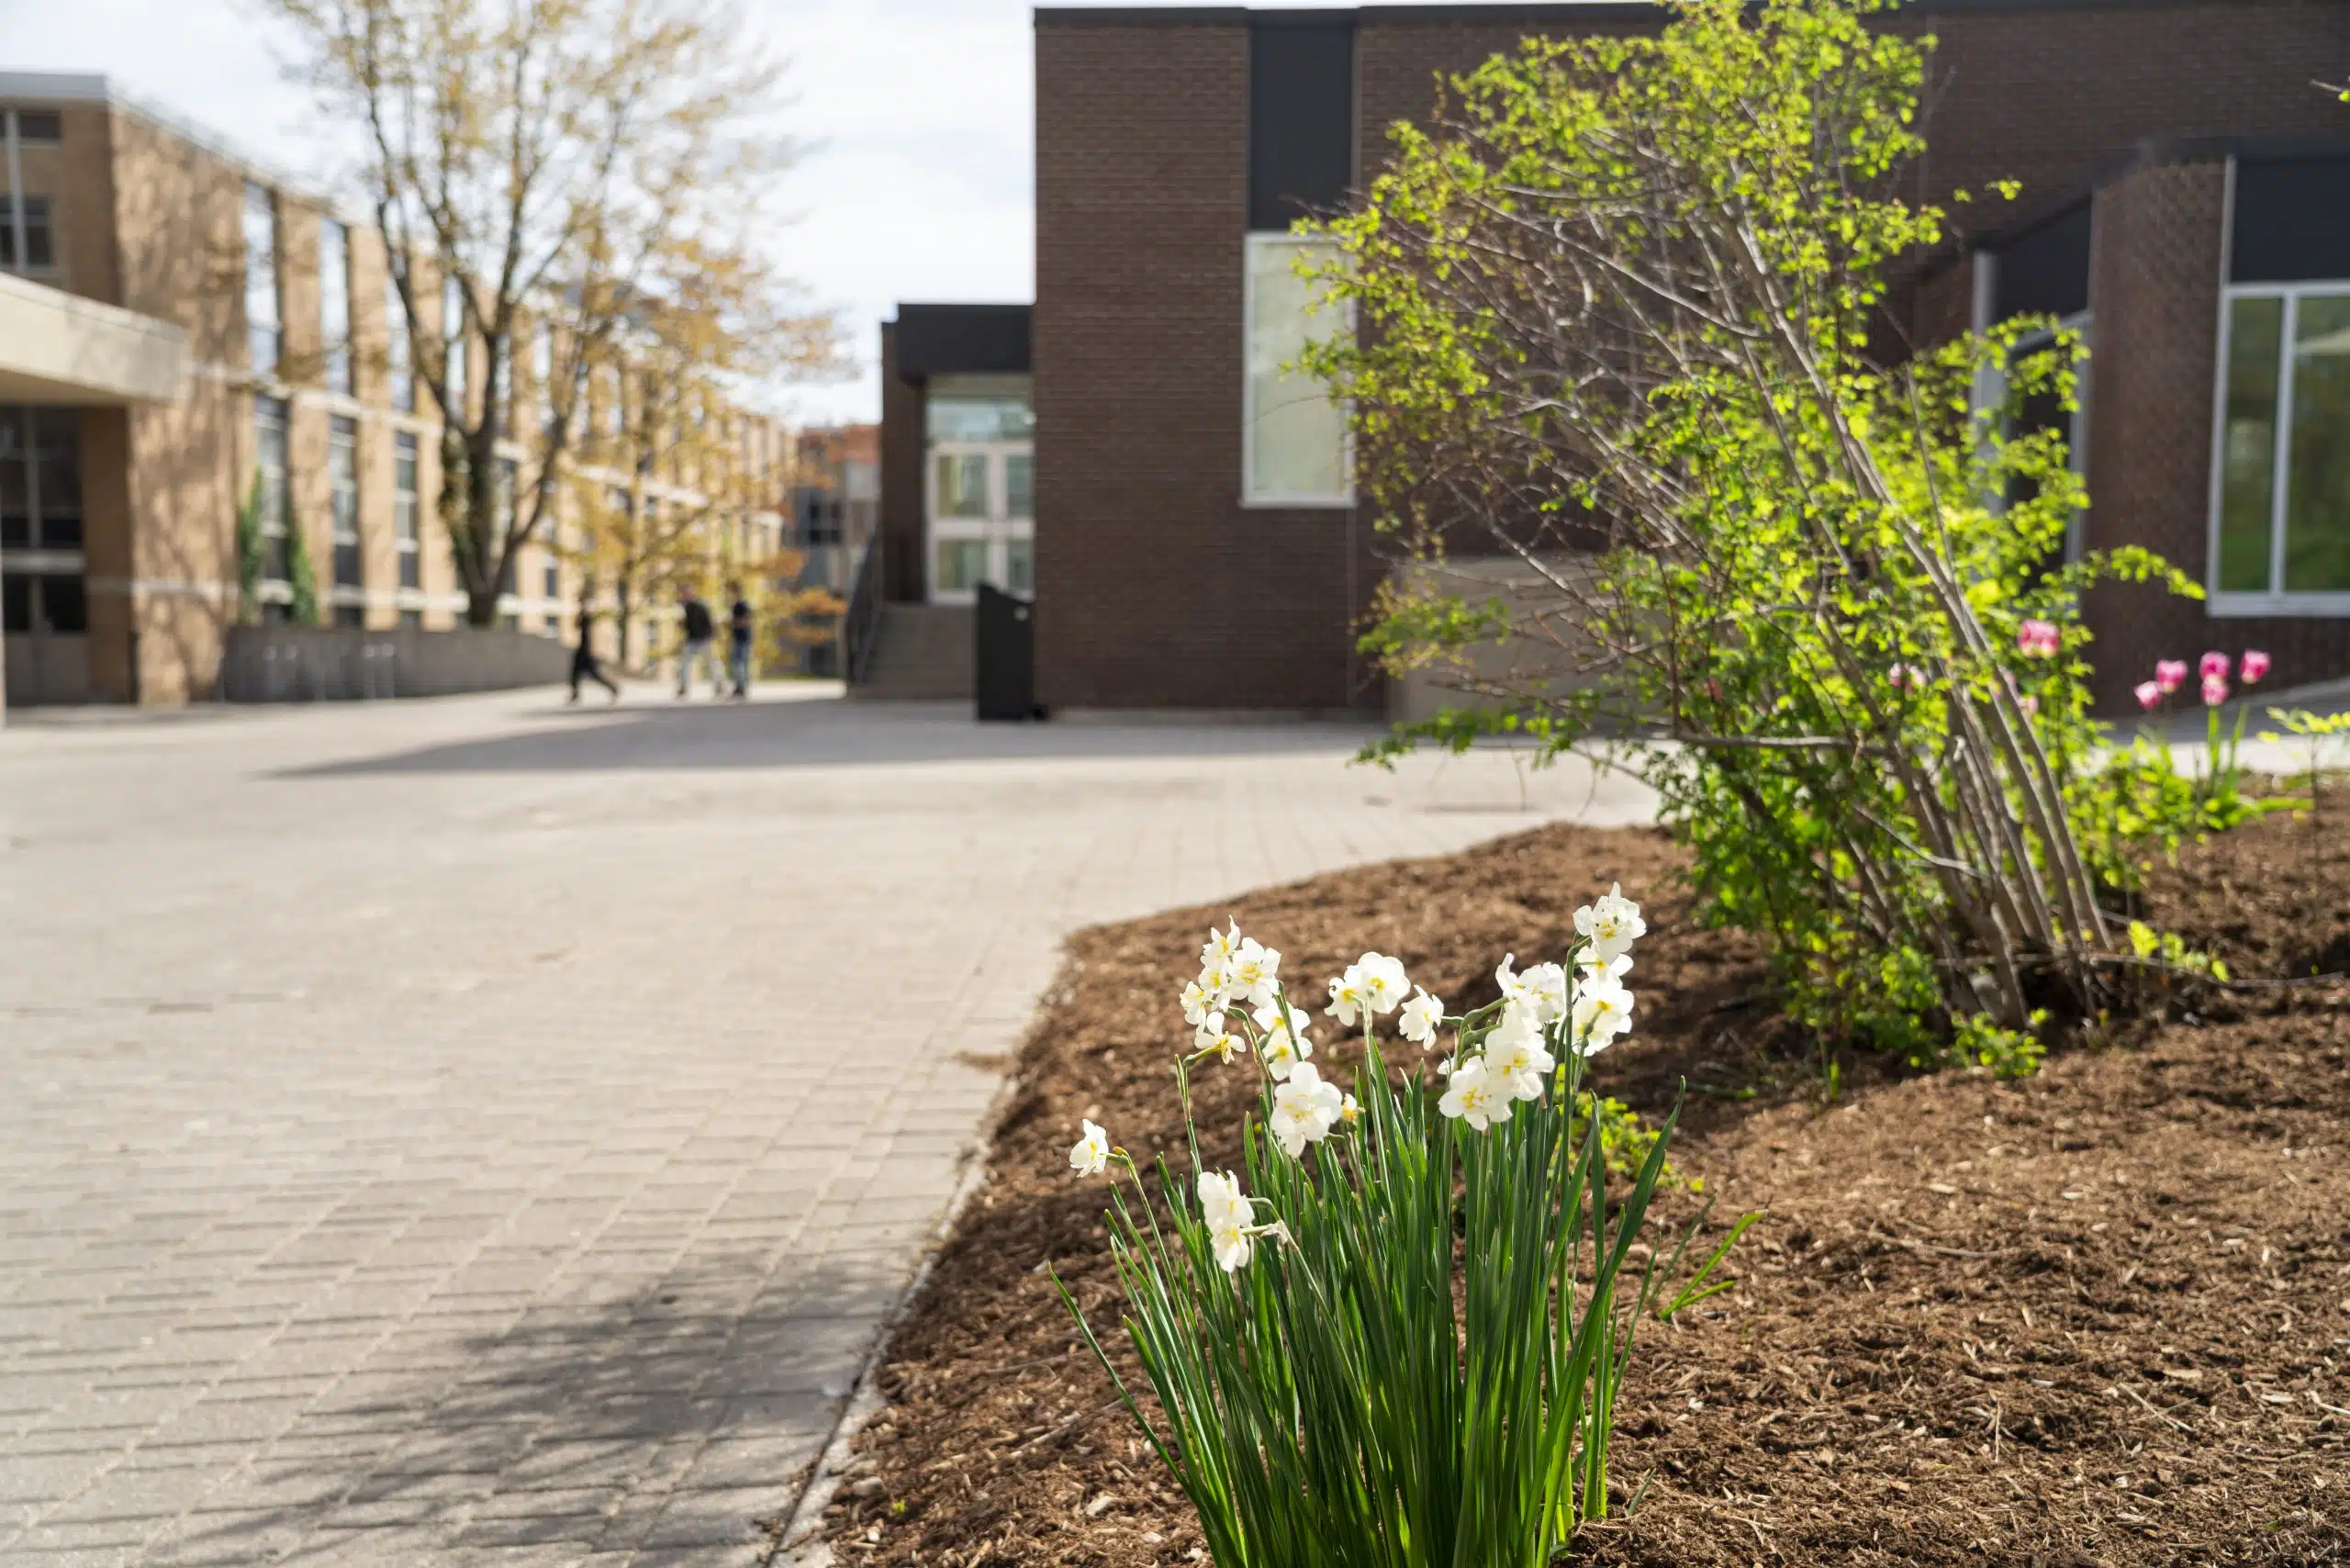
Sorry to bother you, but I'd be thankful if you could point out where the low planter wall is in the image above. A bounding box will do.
[221,625,572,703]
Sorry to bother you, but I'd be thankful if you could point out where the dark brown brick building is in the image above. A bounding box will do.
[882,0,2350,713]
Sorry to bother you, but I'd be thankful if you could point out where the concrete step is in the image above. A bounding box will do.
[852,604,975,701]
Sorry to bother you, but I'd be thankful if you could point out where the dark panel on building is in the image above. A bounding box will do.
[1995,200,2092,320]
[1248,19,1354,231]
[893,304,1032,381]
[2231,156,2350,284]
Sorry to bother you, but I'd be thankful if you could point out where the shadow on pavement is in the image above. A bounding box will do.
[149,1249,902,1566]
[276,694,1389,777]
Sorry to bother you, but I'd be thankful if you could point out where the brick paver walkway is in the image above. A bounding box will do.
[0,688,1655,1567]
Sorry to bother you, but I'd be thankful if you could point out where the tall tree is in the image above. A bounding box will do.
[267,0,833,625]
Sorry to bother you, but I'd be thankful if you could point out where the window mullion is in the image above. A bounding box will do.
[2269,290,2298,599]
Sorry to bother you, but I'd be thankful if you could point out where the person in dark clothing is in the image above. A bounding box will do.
[676,586,722,699]
[568,588,620,704]
[725,580,755,700]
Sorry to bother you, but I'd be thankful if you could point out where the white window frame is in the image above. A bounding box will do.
[1241,231,1354,510]
[2207,274,2350,618]
[392,431,421,588]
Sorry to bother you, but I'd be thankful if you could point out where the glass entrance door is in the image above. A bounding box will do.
[926,442,1032,603]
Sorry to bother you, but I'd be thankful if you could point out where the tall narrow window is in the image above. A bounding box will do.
[394,431,420,589]
[2211,286,2350,604]
[243,184,281,377]
[442,274,467,409]
[319,218,352,396]
[330,416,361,622]
[254,398,290,594]
[1243,235,1349,505]
[386,268,414,412]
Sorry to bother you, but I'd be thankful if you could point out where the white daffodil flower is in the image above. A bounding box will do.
[1495,953,1570,1026]
[1438,1058,1514,1132]
[1577,951,1633,986]
[1483,1009,1558,1102]
[1211,1215,1254,1273]
[1226,939,1281,1011]
[1398,987,1445,1047]
[1270,1062,1346,1159]
[1196,1169,1248,1229]
[1353,953,1410,1016]
[1326,965,1370,1028]
[1338,1092,1360,1126]
[1068,1118,1111,1176]
[1254,999,1314,1081]
[1570,973,1637,1056]
[1574,884,1646,963]
[1197,1169,1258,1270]
[1181,977,1223,1028]
[1194,1009,1243,1062]
[1202,920,1244,979]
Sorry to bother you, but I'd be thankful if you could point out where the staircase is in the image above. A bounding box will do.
[850,604,975,701]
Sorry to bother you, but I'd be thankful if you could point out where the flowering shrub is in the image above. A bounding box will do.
[1058,893,1747,1568]
[1306,0,2207,1053]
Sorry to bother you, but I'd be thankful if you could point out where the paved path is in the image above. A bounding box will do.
[0,688,1653,1568]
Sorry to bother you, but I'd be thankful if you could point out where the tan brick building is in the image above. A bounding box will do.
[0,71,793,709]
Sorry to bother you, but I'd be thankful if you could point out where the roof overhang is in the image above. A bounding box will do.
[0,272,187,406]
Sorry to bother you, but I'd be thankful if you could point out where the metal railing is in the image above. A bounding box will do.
[843,532,885,687]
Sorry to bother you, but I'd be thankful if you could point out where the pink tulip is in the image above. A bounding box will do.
[2241,649,2271,684]
[2017,619,2059,659]
[2134,680,2162,711]
[2199,651,2231,682]
[2201,672,2230,708]
[2154,659,2188,693]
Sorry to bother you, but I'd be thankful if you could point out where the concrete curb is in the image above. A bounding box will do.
[766,1077,1022,1568]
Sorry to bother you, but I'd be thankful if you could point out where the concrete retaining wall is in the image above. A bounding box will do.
[221,624,570,703]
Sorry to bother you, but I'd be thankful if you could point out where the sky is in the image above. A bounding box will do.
[0,0,1377,428]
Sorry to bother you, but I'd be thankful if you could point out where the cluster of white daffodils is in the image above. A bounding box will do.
[1436,883,1645,1133]
[1182,919,1293,1067]
[1065,889,1647,1272]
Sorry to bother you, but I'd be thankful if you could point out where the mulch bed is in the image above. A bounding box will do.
[820,811,2350,1567]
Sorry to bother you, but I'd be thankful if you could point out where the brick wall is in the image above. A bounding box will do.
[2082,155,2350,709]
[1034,17,1372,712]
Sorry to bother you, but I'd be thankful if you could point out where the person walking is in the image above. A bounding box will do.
[725,580,755,700]
[568,588,620,704]
[675,585,722,699]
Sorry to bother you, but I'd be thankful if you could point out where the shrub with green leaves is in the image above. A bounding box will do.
[1060,899,1746,1568]
[1303,0,2201,1049]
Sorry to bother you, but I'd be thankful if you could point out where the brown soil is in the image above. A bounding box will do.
[821,810,2350,1567]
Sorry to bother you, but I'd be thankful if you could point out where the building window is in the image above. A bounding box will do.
[443,275,467,409]
[319,218,352,396]
[330,416,361,604]
[394,431,420,589]
[0,408,81,550]
[243,183,281,378]
[386,270,414,412]
[254,398,290,592]
[0,195,53,272]
[15,111,60,144]
[2212,283,2350,609]
[1242,233,1349,506]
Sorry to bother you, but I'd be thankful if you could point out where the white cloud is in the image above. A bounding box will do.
[0,0,1513,424]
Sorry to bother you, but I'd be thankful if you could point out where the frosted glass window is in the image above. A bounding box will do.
[1245,235,1349,503]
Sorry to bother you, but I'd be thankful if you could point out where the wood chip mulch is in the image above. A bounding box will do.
[821,810,2350,1567]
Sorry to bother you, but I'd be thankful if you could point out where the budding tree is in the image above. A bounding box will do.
[267,0,836,625]
[1309,0,2196,1048]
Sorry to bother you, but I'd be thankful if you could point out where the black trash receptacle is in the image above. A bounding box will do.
[975,582,1039,722]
